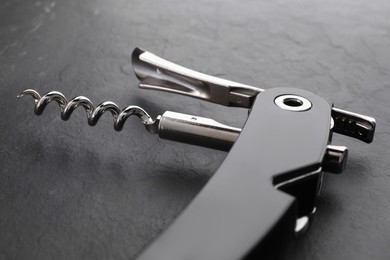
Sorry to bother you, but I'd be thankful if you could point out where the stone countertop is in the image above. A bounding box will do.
[0,0,389,259]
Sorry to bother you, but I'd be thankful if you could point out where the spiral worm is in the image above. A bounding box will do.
[17,89,155,131]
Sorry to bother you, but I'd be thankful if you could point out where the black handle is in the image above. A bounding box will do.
[135,87,332,260]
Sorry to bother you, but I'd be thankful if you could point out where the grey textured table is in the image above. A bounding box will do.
[1,0,389,259]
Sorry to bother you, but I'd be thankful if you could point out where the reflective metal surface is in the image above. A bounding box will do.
[132,48,262,108]
[158,111,240,151]
[274,95,312,112]
[331,107,376,143]
[17,89,155,131]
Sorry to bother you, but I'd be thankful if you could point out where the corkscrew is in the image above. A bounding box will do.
[17,89,241,151]
[18,48,376,260]
[17,89,155,130]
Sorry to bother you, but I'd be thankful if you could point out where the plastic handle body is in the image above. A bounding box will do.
[135,87,332,260]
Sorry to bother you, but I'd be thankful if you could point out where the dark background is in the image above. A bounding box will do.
[1,0,389,259]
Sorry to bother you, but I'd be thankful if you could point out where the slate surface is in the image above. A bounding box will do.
[0,0,389,259]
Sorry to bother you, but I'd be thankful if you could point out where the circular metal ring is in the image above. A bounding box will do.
[274,95,312,112]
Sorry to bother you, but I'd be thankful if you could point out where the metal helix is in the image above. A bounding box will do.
[17,89,156,131]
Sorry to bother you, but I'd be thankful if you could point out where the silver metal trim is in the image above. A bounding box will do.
[331,107,376,143]
[158,111,241,151]
[274,95,312,112]
[132,48,262,108]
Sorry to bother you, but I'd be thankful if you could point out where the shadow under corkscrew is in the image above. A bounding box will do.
[17,89,156,132]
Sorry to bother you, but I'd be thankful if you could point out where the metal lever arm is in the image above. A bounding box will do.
[132,48,261,108]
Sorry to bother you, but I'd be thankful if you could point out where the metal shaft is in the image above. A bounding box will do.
[156,111,240,151]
